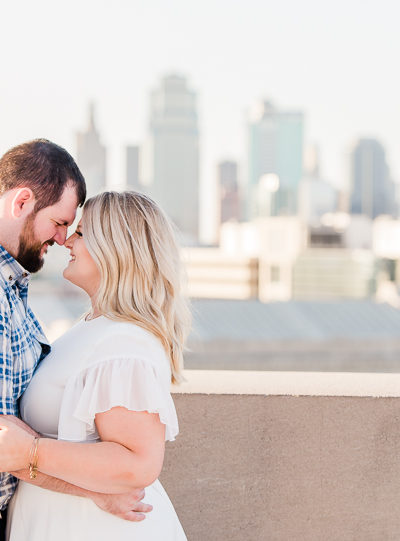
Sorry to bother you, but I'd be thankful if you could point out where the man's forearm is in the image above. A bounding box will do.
[10,469,152,522]
[11,469,93,498]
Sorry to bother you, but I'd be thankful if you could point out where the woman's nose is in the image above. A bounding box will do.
[64,233,74,249]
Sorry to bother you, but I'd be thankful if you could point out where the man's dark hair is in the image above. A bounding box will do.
[0,139,86,212]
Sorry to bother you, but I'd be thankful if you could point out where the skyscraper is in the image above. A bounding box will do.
[350,138,395,219]
[126,145,140,190]
[143,75,199,241]
[298,145,338,225]
[247,100,303,219]
[76,103,106,197]
[218,160,240,225]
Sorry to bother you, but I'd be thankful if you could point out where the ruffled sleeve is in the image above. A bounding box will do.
[57,357,179,443]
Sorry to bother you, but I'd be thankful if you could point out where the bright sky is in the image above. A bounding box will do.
[1,0,400,238]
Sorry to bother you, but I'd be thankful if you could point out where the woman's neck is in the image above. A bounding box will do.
[89,298,102,320]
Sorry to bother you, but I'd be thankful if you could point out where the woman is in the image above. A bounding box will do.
[0,191,190,540]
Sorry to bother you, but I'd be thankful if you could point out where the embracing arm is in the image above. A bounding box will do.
[12,468,98,498]
[0,407,165,494]
[11,469,151,521]
[6,415,152,521]
[36,407,166,493]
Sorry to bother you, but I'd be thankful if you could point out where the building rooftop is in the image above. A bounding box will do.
[190,298,400,343]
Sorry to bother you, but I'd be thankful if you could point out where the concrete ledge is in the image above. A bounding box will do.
[162,370,400,540]
[172,369,400,397]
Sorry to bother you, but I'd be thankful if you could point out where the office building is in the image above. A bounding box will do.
[76,103,106,197]
[218,160,240,225]
[144,74,199,241]
[298,146,338,225]
[182,248,258,300]
[350,138,396,219]
[247,100,304,218]
[126,145,140,190]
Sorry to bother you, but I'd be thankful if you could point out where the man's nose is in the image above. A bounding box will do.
[54,229,68,246]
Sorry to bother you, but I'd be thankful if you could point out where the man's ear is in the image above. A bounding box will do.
[11,188,35,219]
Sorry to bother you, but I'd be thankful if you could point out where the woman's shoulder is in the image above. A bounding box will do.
[93,316,160,341]
[87,316,167,364]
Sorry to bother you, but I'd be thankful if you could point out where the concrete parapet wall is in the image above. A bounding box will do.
[160,371,400,540]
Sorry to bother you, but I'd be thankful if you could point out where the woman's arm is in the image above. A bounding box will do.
[38,407,166,492]
[4,415,152,520]
[0,407,166,493]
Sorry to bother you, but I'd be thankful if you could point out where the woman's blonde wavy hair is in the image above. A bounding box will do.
[82,190,191,384]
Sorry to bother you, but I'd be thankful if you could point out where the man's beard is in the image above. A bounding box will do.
[16,213,53,273]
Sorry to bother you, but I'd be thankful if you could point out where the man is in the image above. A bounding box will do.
[0,139,150,540]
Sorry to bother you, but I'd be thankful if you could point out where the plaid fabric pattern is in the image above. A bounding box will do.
[0,245,49,510]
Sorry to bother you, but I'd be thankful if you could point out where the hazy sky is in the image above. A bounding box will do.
[1,0,399,237]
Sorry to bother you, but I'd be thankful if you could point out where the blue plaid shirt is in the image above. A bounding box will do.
[0,245,50,510]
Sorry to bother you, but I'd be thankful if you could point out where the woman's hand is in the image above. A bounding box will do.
[0,415,34,472]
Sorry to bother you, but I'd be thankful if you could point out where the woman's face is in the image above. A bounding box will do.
[63,220,101,298]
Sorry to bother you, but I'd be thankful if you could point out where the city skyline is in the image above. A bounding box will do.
[1,0,400,240]
[73,90,397,237]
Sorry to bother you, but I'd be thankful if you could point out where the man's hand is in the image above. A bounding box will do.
[11,468,153,523]
[1,415,38,436]
[90,489,153,522]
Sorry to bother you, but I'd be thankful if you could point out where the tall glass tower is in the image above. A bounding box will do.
[76,103,106,198]
[145,75,199,241]
[247,101,303,219]
[350,138,396,219]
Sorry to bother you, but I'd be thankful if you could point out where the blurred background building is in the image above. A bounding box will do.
[125,145,140,191]
[217,160,241,227]
[76,103,107,198]
[247,100,304,219]
[298,145,338,226]
[142,74,200,243]
[349,138,397,219]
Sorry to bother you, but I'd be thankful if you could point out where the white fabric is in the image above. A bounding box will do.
[6,316,187,541]
[59,357,179,442]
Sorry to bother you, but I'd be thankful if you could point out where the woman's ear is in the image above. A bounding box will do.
[11,188,35,219]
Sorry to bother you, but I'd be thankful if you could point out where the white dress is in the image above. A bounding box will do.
[7,316,187,541]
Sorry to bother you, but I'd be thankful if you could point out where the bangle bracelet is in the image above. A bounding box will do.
[29,436,40,479]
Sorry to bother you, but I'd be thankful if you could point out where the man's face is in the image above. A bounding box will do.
[16,184,79,273]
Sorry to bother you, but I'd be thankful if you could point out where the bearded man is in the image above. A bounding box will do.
[0,139,150,541]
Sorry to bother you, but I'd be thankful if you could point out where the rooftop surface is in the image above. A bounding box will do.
[190,298,400,342]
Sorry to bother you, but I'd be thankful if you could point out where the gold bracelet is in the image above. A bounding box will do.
[29,436,40,479]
